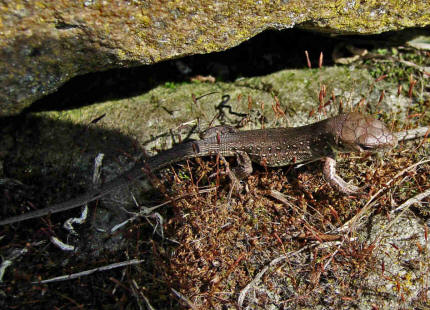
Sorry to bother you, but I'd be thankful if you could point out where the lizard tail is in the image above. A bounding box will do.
[0,140,215,226]
[146,140,214,171]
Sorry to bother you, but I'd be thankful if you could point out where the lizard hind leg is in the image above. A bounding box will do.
[231,150,253,180]
[322,157,366,195]
[220,151,253,197]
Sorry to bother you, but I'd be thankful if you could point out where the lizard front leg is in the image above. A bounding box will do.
[231,150,253,180]
[219,151,253,196]
[203,126,253,194]
[322,157,363,195]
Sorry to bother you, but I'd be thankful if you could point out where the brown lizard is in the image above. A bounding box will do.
[0,112,398,226]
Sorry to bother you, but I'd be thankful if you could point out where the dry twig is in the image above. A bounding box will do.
[238,248,308,308]
[337,158,430,233]
[34,258,144,284]
[171,288,198,310]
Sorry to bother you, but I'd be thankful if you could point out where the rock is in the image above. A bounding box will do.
[362,213,429,308]
[1,1,430,115]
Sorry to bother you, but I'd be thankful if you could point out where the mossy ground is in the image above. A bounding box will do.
[0,42,429,309]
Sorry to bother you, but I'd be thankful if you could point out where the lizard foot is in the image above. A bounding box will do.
[221,155,244,195]
[207,159,244,196]
[323,157,368,196]
[225,151,253,195]
[209,151,252,196]
[334,182,368,196]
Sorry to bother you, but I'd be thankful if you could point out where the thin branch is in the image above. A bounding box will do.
[397,58,430,76]
[34,258,144,284]
[171,288,198,310]
[110,187,216,233]
[395,126,430,142]
[267,189,336,231]
[337,158,430,233]
[50,236,75,252]
[391,187,430,214]
[0,241,45,282]
[238,247,307,308]
[372,187,430,250]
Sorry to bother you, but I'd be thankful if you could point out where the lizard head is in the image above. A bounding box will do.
[333,112,397,153]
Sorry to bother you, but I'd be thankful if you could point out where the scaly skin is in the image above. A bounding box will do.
[0,112,397,226]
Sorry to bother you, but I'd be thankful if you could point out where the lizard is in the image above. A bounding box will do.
[0,112,398,226]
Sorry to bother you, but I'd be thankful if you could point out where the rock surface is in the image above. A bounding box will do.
[1,0,430,115]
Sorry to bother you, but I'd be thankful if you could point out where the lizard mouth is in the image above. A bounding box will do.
[356,144,375,151]
[335,132,397,153]
[357,131,398,151]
